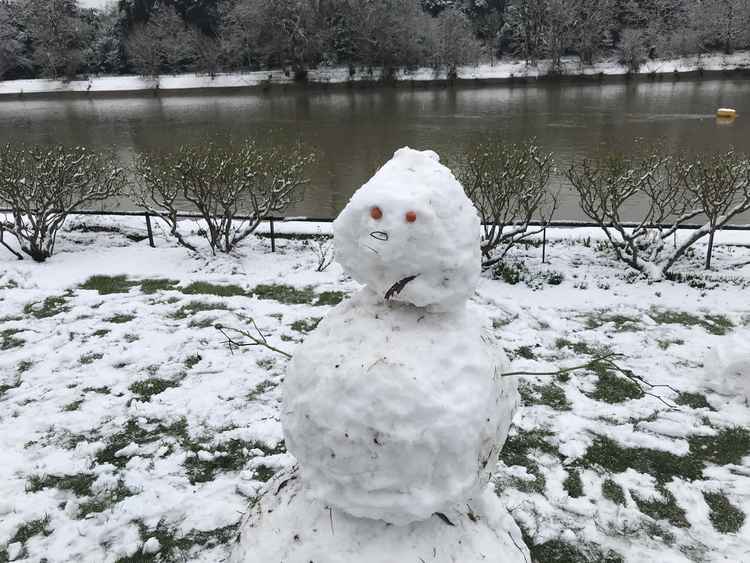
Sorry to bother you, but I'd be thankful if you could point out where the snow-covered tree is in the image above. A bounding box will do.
[0,145,125,262]
[0,1,30,79]
[21,0,83,79]
[426,6,482,76]
[126,3,195,76]
[503,0,546,65]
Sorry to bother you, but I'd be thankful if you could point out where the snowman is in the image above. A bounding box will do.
[232,148,529,563]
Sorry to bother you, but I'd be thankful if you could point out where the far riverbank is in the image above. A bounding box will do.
[1,51,749,99]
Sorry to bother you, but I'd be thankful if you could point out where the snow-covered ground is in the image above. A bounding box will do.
[1,51,749,97]
[1,216,749,562]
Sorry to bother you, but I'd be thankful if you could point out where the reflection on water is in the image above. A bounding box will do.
[1,77,749,220]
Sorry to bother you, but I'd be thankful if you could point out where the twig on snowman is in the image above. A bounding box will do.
[501,352,679,410]
[215,322,292,359]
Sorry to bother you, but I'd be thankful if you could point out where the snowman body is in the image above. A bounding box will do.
[233,147,527,562]
[283,288,516,524]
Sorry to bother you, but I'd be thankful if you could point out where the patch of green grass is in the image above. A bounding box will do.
[78,481,133,518]
[554,338,608,357]
[123,333,139,343]
[140,278,179,294]
[580,436,703,483]
[79,352,104,365]
[602,478,626,505]
[704,492,745,534]
[83,386,110,394]
[181,282,247,297]
[290,317,321,333]
[649,309,734,336]
[184,439,285,484]
[189,317,217,328]
[11,515,51,545]
[170,301,228,320]
[0,328,24,350]
[582,312,641,332]
[633,486,689,528]
[563,468,584,498]
[17,360,33,374]
[23,295,70,319]
[688,426,750,466]
[80,275,138,295]
[588,361,643,404]
[96,418,190,468]
[115,520,240,563]
[252,284,315,304]
[315,291,346,306]
[62,399,84,412]
[185,354,202,369]
[493,262,525,285]
[129,378,179,401]
[676,392,714,410]
[513,345,537,360]
[528,539,624,563]
[537,383,571,410]
[92,329,110,337]
[106,314,135,324]
[27,473,96,496]
[657,338,685,350]
[247,380,276,401]
[499,429,558,494]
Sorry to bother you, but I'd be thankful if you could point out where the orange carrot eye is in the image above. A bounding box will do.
[405,211,417,223]
[370,206,383,219]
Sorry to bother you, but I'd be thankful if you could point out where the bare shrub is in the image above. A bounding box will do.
[687,151,750,270]
[132,140,315,254]
[457,138,556,268]
[0,145,125,261]
[310,234,334,272]
[567,150,750,278]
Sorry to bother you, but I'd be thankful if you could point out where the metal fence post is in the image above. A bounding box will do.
[542,227,547,263]
[145,213,155,248]
[269,218,276,253]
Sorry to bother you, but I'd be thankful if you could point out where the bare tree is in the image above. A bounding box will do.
[0,1,30,79]
[126,3,195,77]
[503,0,546,65]
[618,28,647,73]
[687,151,750,270]
[426,7,481,78]
[688,0,750,55]
[0,145,125,262]
[457,138,557,268]
[567,150,750,278]
[570,0,614,65]
[540,0,574,73]
[21,0,83,79]
[132,140,315,254]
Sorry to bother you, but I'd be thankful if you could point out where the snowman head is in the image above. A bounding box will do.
[333,147,481,311]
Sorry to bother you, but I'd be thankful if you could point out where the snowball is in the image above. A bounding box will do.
[282,289,518,524]
[333,147,481,312]
[705,334,750,402]
[142,537,161,554]
[230,468,530,563]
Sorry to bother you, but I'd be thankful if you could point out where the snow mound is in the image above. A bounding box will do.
[333,147,481,312]
[705,333,750,402]
[230,467,530,563]
[282,289,518,524]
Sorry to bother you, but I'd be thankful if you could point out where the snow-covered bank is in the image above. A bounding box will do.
[1,51,749,98]
[1,216,749,561]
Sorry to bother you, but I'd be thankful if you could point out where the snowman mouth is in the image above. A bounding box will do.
[384,274,420,300]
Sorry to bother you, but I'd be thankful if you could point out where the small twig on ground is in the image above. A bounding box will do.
[215,322,292,359]
[501,353,679,410]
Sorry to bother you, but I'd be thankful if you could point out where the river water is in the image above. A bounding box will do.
[1,77,749,221]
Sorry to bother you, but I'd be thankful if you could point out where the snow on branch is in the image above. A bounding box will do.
[0,144,125,261]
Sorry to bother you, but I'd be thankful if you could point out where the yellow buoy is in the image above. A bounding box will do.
[716,108,737,118]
